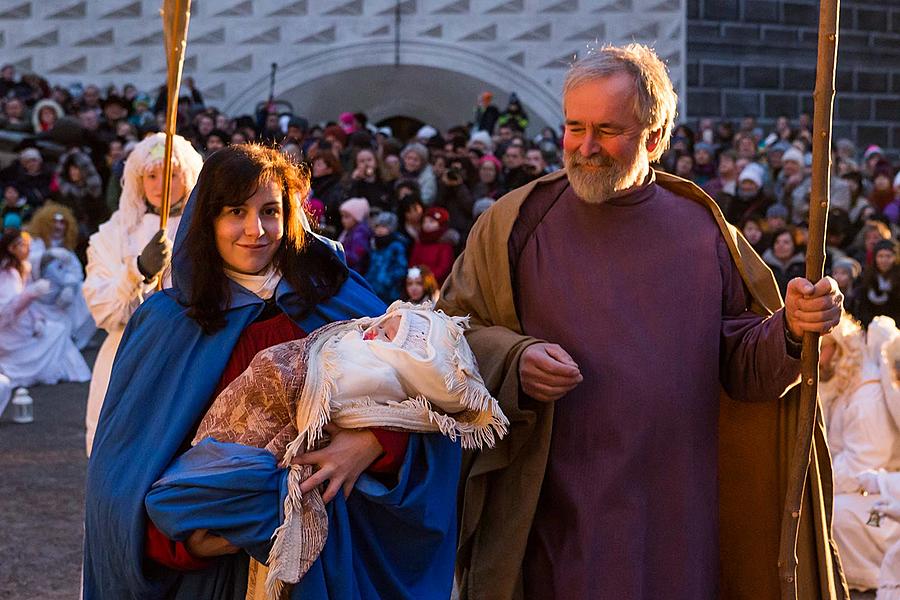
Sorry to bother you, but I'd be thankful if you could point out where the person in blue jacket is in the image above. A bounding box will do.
[82,144,460,600]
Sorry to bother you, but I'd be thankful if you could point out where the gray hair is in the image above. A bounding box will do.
[564,43,678,162]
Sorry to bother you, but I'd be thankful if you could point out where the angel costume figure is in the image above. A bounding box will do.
[827,315,900,591]
[146,302,507,599]
[82,132,203,454]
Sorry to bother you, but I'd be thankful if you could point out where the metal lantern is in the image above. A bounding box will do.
[11,388,33,424]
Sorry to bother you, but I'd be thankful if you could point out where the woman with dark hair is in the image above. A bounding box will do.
[343,147,392,212]
[310,150,346,238]
[762,228,806,298]
[83,144,460,600]
[851,239,900,327]
[0,230,90,387]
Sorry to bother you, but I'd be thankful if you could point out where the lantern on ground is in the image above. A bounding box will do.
[11,388,33,424]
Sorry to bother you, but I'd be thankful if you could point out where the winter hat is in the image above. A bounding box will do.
[479,154,502,172]
[370,211,398,233]
[424,206,449,226]
[2,212,22,231]
[339,197,370,225]
[376,126,393,138]
[19,147,42,162]
[766,204,789,220]
[863,145,884,162]
[401,142,429,164]
[769,140,792,155]
[339,112,355,133]
[694,142,715,156]
[874,239,898,256]
[782,147,804,166]
[468,131,493,152]
[472,198,495,219]
[832,257,861,279]
[416,125,438,140]
[287,116,309,132]
[739,164,764,188]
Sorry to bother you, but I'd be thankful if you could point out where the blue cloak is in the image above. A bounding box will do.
[83,191,460,599]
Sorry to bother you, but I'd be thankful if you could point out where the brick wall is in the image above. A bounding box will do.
[686,0,900,157]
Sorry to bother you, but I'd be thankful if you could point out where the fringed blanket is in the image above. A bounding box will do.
[192,303,507,599]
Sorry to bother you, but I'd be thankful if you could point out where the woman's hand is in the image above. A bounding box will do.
[292,423,383,503]
[184,529,240,558]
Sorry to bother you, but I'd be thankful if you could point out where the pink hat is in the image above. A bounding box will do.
[479,154,502,171]
[339,111,355,134]
[339,197,370,224]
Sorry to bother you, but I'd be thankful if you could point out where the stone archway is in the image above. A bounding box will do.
[224,40,564,134]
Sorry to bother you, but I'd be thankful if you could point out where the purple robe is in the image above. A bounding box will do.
[512,174,800,599]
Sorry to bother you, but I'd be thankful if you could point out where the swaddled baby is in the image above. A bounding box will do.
[192,301,507,598]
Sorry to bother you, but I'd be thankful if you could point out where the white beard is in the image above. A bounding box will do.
[564,147,648,204]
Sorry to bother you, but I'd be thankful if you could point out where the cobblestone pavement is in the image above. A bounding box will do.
[0,345,96,600]
[0,342,883,599]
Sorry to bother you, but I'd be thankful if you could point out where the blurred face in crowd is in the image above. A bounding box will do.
[742,219,762,245]
[782,158,802,178]
[406,274,424,302]
[675,155,694,178]
[51,215,67,238]
[117,121,137,140]
[718,154,736,178]
[738,178,759,200]
[479,160,497,184]
[404,201,423,226]
[421,214,440,234]
[773,231,795,261]
[767,214,786,231]
[197,115,214,136]
[775,116,790,134]
[4,185,18,206]
[79,109,99,131]
[741,116,756,131]
[1,65,13,81]
[403,150,423,174]
[563,73,660,204]
[38,106,57,128]
[5,98,23,119]
[874,174,891,192]
[383,154,401,179]
[737,136,756,159]
[9,233,30,262]
[214,180,284,275]
[497,126,514,142]
[526,148,546,174]
[312,157,332,178]
[231,131,248,145]
[215,114,230,131]
[206,134,226,153]
[142,164,185,209]
[866,228,886,252]
[265,114,279,131]
[503,146,524,170]
[340,209,358,232]
[767,150,784,171]
[832,266,854,295]
[104,102,128,122]
[21,155,41,175]
[83,85,101,108]
[694,147,712,166]
[68,164,83,183]
[431,155,447,178]
[356,150,378,177]
[876,248,896,275]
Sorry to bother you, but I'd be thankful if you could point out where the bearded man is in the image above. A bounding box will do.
[439,44,848,599]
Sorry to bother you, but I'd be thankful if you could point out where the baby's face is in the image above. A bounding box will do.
[363,313,401,342]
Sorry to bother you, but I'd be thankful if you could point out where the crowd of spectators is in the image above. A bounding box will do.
[2,64,900,377]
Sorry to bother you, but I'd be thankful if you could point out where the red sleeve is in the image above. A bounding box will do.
[145,521,212,571]
[368,429,409,474]
[435,245,455,285]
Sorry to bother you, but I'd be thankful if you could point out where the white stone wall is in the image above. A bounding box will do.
[0,0,686,131]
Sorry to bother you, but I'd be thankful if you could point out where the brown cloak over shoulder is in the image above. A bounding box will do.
[437,169,849,600]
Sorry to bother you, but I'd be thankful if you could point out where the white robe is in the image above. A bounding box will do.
[873,472,900,599]
[0,267,91,388]
[829,343,900,590]
[82,212,179,455]
[29,238,96,349]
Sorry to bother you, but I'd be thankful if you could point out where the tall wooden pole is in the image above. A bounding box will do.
[777,0,840,597]
[157,0,192,289]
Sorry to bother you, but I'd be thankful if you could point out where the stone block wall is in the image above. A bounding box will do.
[686,0,900,157]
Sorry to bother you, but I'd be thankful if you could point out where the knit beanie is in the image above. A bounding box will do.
[832,257,861,279]
[340,197,370,225]
[782,147,804,166]
[401,142,429,164]
[874,239,898,256]
[370,211,398,233]
[739,164,764,188]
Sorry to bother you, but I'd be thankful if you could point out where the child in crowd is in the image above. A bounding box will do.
[409,206,455,285]
[364,211,408,303]
[1,182,31,225]
[404,265,440,305]
[852,239,900,327]
[338,197,371,275]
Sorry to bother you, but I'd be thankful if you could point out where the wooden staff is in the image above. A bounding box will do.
[777,0,840,597]
[157,0,192,290]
